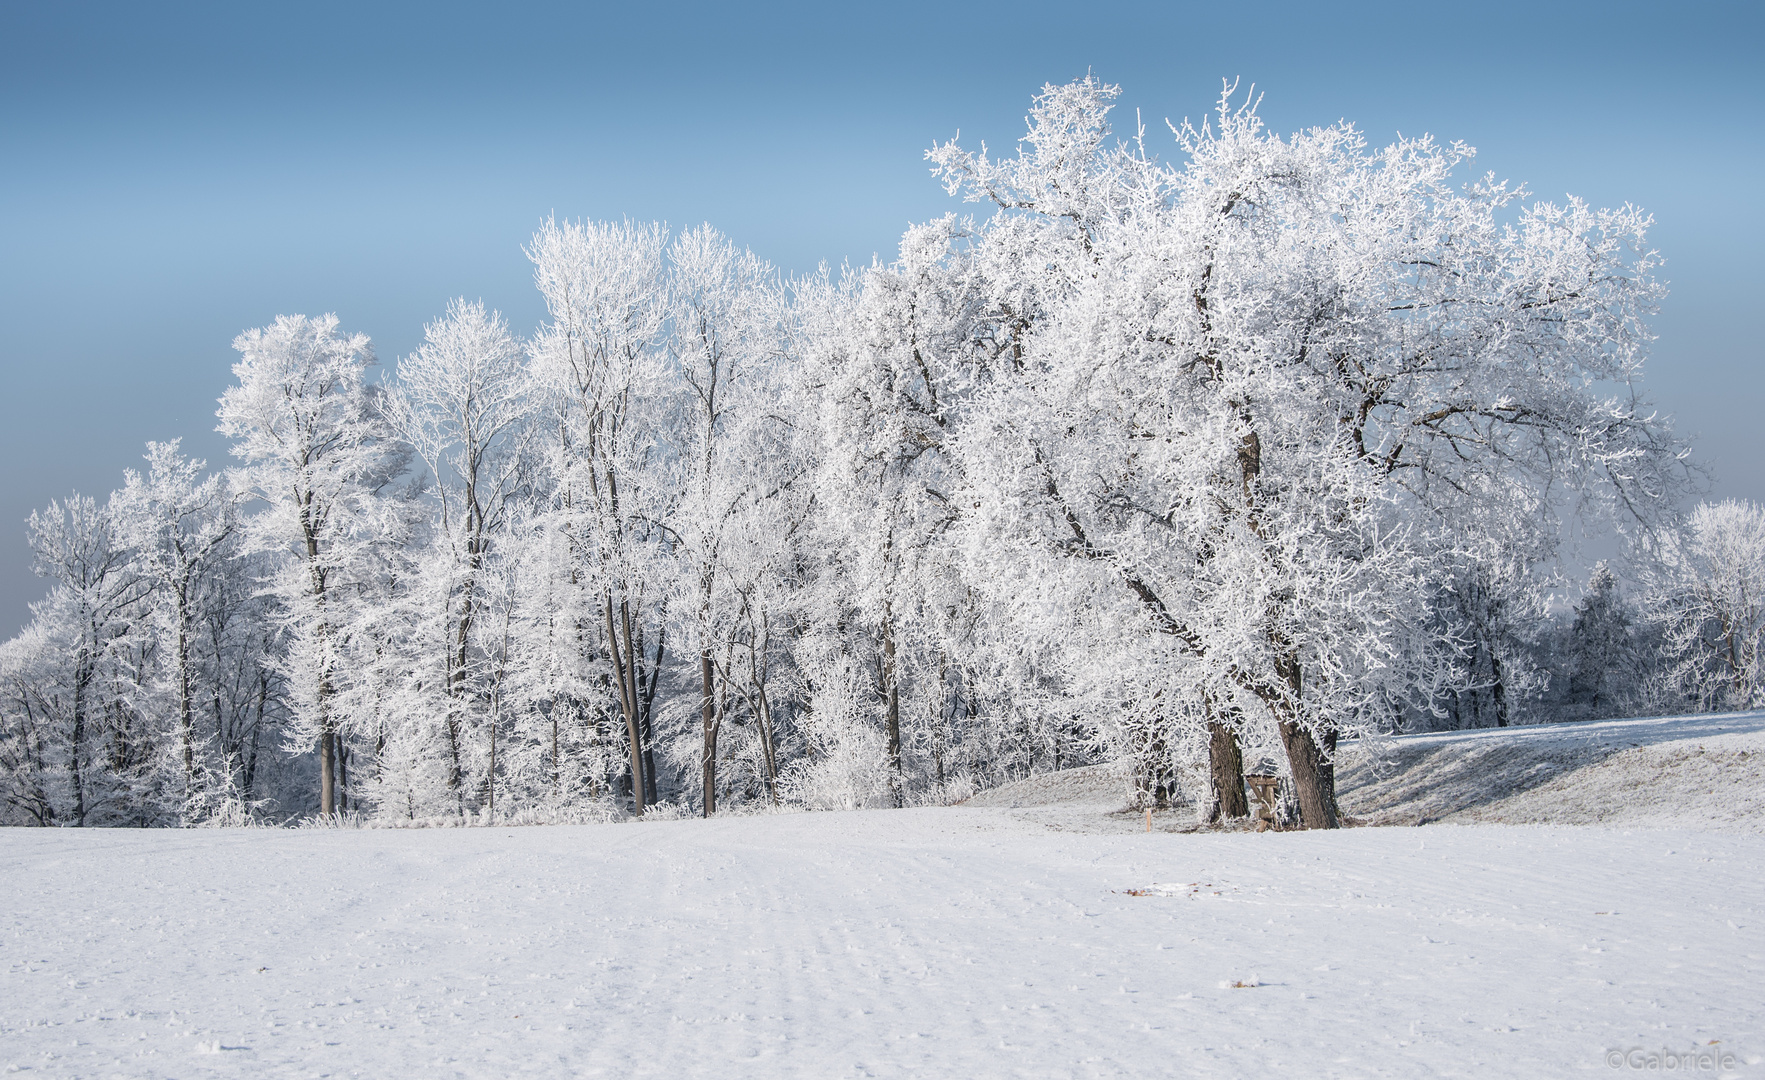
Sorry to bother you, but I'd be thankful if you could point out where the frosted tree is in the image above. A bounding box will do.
[488,504,627,814]
[114,440,237,800]
[218,313,407,817]
[1562,563,1638,719]
[20,493,157,824]
[1650,500,1765,708]
[659,225,793,813]
[327,477,427,815]
[0,623,66,824]
[798,219,989,806]
[1427,544,1550,730]
[935,78,1686,827]
[4,467,288,825]
[528,219,671,811]
[383,299,533,815]
[192,545,287,815]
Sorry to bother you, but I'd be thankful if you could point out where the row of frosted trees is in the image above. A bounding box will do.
[2,79,1750,829]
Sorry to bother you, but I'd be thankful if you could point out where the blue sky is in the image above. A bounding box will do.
[2,0,1761,631]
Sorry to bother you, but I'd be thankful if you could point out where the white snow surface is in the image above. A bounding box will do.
[5,805,1763,1077]
[960,711,1765,837]
[1339,711,1765,833]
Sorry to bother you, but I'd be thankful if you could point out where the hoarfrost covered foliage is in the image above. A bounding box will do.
[1646,500,1765,709]
[0,78,1721,829]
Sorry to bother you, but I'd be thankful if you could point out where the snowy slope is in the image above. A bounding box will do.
[3,811,1761,1078]
[960,711,1765,837]
[1338,711,1765,832]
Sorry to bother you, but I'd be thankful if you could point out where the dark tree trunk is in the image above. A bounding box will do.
[443,708,463,815]
[700,649,717,816]
[336,739,350,814]
[242,673,267,803]
[1264,639,1338,830]
[67,640,96,826]
[1277,720,1338,829]
[176,590,194,790]
[487,712,497,824]
[319,726,336,818]
[641,628,663,808]
[1490,652,1510,728]
[303,511,339,819]
[639,711,659,808]
[881,612,903,808]
[606,597,645,814]
[243,717,260,803]
[1206,718,1248,822]
[68,687,86,827]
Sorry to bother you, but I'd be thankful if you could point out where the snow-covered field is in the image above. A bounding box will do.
[4,716,1763,1078]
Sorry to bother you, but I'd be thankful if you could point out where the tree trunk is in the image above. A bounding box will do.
[445,549,478,811]
[1264,637,1338,830]
[443,705,464,817]
[701,649,718,816]
[67,637,97,826]
[639,710,659,808]
[621,602,648,810]
[303,515,338,819]
[319,725,336,818]
[1276,720,1338,829]
[69,669,87,827]
[337,739,350,814]
[639,627,663,808]
[881,611,903,808]
[1490,652,1510,728]
[244,715,260,804]
[244,673,267,803]
[176,587,194,791]
[754,682,780,804]
[605,595,645,814]
[1206,718,1248,822]
[487,710,496,825]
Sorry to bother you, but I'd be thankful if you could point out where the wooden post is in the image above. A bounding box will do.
[1246,774,1281,832]
[1145,807,1152,832]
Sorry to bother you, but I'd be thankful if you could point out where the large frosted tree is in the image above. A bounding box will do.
[935,78,1687,827]
[218,313,406,817]
[383,299,533,815]
[1652,500,1765,709]
[527,218,671,811]
[658,225,795,814]
[15,494,151,824]
[114,440,236,796]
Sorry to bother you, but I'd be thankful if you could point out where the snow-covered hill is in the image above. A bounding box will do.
[962,711,1765,836]
[1340,711,1765,832]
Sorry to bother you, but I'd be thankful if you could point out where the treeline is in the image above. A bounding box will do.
[2,79,1754,829]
